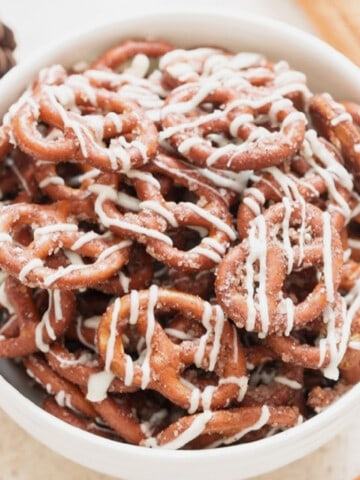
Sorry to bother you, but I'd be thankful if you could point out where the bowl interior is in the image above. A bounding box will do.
[0,9,360,480]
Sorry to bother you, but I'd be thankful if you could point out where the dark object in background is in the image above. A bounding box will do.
[0,20,16,78]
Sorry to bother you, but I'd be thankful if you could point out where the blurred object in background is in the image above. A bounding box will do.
[296,0,360,66]
[0,20,16,78]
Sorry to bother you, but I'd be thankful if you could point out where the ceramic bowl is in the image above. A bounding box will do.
[0,9,360,480]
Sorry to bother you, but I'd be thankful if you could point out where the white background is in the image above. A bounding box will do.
[0,1,359,479]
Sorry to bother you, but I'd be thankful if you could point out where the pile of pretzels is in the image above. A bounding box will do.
[0,39,359,449]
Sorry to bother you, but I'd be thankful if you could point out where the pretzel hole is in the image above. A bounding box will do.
[181,366,218,388]
[169,227,205,251]
[283,267,319,304]
[56,162,87,188]
[164,313,206,345]
[12,224,34,246]
[249,362,277,387]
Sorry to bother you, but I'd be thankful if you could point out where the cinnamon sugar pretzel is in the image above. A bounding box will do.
[0,38,358,449]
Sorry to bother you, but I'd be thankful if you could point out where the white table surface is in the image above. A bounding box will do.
[0,1,359,479]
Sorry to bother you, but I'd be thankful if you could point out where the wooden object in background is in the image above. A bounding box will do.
[296,0,360,65]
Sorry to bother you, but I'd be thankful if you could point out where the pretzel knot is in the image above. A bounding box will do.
[0,202,131,289]
[237,152,352,240]
[97,287,247,412]
[216,201,343,335]
[11,66,158,173]
[268,292,351,381]
[161,84,306,171]
[91,153,236,271]
[0,276,75,356]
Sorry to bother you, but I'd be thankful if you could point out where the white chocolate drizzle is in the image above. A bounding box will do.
[144,410,213,449]
[274,376,302,389]
[322,212,334,303]
[207,405,270,448]
[141,285,159,389]
[19,258,44,283]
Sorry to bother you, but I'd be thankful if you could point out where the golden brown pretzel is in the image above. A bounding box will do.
[216,201,343,335]
[310,93,360,191]
[42,396,120,440]
[91,39,175,71]
[97,287,247,412]
[92,154,236,271]
[0,201,131,289]
[142,405,300,449]
[26,353,145,444]
[267,293,349,380]
[0,276,75,357]
[161,84,306,171]
[11,67,158,173]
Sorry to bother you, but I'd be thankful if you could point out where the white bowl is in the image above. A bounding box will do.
[1,9,360,480]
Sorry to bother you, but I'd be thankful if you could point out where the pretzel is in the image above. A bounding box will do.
[216,201,343,335]
[11,67,158,173]
[307,382,351,413]
[0,201,131,289]
[97,287,247,412]
[309,93,360,191]
[24,354,96,418]
[0,276,74,356]
[46,342,137,396]
[0,37,360,450]
[34,157,108,202]
[339,299,360,384]
[342,101,360,128]
[143,405,301,449]
[26,353,145,444]
[267,293,350,380]
[242,364,304,409]
[237,149,352,239]
[91,153,236,271]
[91,39,175,71]
[42,396,120,440]
[161,83,307,172]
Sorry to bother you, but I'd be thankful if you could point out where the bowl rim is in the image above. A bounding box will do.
[1,6,360,101]
[1,374,360,459]
[0,5,359,465]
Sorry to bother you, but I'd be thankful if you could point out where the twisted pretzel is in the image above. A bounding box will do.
[26,353,145,444]
[42,396,120,440]
[97,287,247,412]
[267,293,350,380]
[161,84,306,171]
[0,36,359,450]
[237,153,351,239]
[0,201,131,289]
[216,201,343,335]
[0,276,74,356]
[24,354,96,417]
[91,39,174,71]
[11,67,158,173]
[91,153,236,271]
